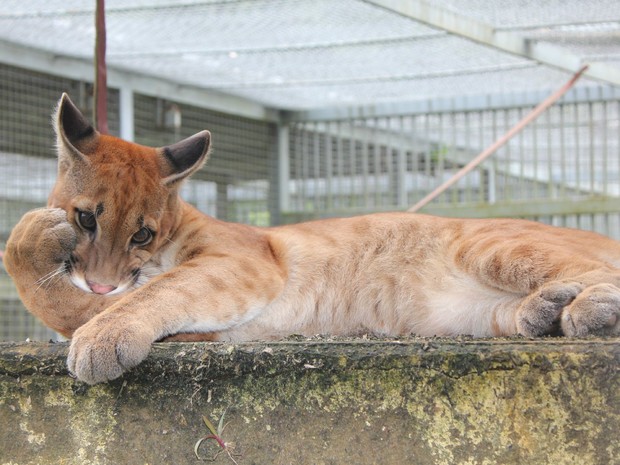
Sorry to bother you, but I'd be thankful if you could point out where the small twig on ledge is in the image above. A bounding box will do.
[194,408,241,464]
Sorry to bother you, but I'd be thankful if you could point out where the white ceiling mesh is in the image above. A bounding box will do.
[0,0,618,110]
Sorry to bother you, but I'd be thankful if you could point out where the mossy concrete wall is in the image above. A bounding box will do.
[0,338,618,465]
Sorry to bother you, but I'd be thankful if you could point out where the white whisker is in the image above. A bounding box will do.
[164,236,178,247]
[46,268,67,288]
[34,265,66,293]
[35,268,59,286]
[126,262,165,290]
[35,266,63,287]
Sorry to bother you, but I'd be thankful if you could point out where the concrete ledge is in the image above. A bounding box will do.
[0,338,618,465]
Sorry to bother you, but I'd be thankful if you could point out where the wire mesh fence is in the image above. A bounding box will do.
[286,88,620,238]
[0,63,277,341]
[1,61,620,342]
[133,93,277,225]
[0,64,110,342]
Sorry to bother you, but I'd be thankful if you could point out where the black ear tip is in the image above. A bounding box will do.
[60,93,78,114]
[58,93,77,116]
[57,93,95,145]
[160,131,211,184]
[192,130,211,152]
[186,130,212,157]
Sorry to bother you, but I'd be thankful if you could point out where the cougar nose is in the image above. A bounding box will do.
[87,280,117,295]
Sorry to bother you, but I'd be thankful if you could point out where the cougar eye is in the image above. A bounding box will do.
[76,210,96,231]
[131,227,153,246]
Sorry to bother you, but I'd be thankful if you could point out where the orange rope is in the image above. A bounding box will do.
[408,65,589,213]
[94,0,109,134]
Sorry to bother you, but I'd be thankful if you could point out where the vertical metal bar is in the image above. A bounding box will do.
[216,181,228,221]
[617,99,620,231]
[518,106,525,199]
[488,159,497,204]
[336,120,344,209]
[559,104,566,198]
[396,115,407,208]
[325,122,333,210]
[602,100,608,196]
[437,113,445,204]
[450,112,458,204]
[384,118,391,208]
[348,119,356,208]
[574,102,581,195]
[424,115,431,189]
[373,118,381,207]
[412,115,420,199]
[546,108,554,199]
[362,121,370,207]
[313,122,321,209]
[588,100,595,194]
[504,109,512,201]
[119,86,134,141]
[464,111,471,202]
[478,110,485,203]
[381,118,389,207]
[301,124,309,212]
[291,124,299,211]
[532,103,539,202]
[289,125,296,211]
[491,108,499,202]
[277,123,290,214]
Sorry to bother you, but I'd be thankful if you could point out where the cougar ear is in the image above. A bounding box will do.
[159,130,211,185]
[54,93,98,165]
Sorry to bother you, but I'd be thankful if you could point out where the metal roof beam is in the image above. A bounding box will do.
[285,85,620,122]
[364,0,620,87]
[0,39,279,122]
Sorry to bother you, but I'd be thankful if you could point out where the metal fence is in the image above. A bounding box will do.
[284,87,620,238]
[2,61,620,341]
[0,63,277,341]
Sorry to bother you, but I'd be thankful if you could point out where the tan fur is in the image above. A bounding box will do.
[4,94,620,384]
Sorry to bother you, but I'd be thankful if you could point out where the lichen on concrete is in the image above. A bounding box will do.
[0,337,618,465]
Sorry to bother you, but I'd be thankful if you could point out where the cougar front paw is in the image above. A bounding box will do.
[67,313,154,384]
[38,208,77,263]
[561,283,620,336]
[5,207,76,270]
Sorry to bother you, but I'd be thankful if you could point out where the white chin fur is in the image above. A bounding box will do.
[70,274,92,293]
[69,273,133,296]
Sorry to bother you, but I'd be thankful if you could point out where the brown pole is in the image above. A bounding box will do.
[94,0,108,134]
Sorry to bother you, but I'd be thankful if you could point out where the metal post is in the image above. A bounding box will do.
[277,123,291,215]
[395,116,407,207]
[119,86,134,141]
[216,181,229,221]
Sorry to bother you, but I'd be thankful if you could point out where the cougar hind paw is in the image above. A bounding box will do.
[560,283,620,336]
